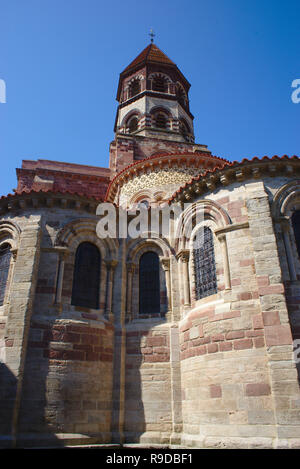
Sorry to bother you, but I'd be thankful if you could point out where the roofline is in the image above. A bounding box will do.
[167,155,300,204]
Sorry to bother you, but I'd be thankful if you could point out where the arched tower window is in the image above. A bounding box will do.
[129,79,141,98]
[71,242,101,309]
[176,85,187,108]
[128,116,139,133]
[139,251,160,314]
[179,120,190,140]
[193,227,217,300]
[0,243,12,306]
[155,113,167,129]
[152,76,168,93]
[292,211,300,258]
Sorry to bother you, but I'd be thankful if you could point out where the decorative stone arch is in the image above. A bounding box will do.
[120,109,142,133]
[178,117,191,141]
[126,237,173,321]
[148,72,173,85]
[129,189,153,207]
[153,191,167,204]
[271,180,300,281]
[149,106,172,130]
[176,82,188,106]
[123,74,144,101]
[54,218,118,316]
[0,220,21,251]
[174,200,232,308]
[0,220,21,311]
[174,199,231,252]
[126,74,144,87]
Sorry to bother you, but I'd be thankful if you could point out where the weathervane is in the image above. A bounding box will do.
[149,29,155,43]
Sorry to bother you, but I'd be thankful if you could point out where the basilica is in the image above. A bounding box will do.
[0,42,300,449]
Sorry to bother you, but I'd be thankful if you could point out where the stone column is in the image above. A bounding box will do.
[105,259,118,321]
[177,250,190,307]
[1,217,41,448]
[280,218,297,281]
[161,257,172,315]
[126,262,135,321]
[54,247,68,310]
[246,181,300,446]
[217,233,231,290]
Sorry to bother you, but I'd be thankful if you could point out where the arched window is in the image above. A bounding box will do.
[179,120,190,140]
[176,85,187,107]
[193,227,217,300]
[71,242,101,309]
[152,76,168,93]
[292,211,300,257]
[139,251,160,314]
[155,113,167,129]
[0,243,12,306]
[129,79,141,98]
[128,116,139,133]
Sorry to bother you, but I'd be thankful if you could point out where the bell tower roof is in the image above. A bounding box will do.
[121,43,176,75]
[116,43,191,101]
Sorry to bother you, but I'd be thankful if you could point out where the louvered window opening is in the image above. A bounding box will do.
[128,117,138,133]
[292,211,300,258]
[71,242,100,309]
[152,78,167,93]
[0,244,11,306]
[194,227,217,300]
[155,113,167,129]
[139,251,160,314]
[129,80,140,98]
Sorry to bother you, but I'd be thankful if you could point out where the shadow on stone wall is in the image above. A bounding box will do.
[0,362,17,448]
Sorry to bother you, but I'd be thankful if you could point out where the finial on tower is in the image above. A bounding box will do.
[149,29,155,43]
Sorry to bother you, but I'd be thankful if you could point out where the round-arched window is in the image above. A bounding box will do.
[128,116,139,133]
[129,79,141,98]
[71,242,101,309]
[0,243,12,306]
[139,251,160,314]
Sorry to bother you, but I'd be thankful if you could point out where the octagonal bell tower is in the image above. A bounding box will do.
[115,42,194,142]
[109,42,210,175]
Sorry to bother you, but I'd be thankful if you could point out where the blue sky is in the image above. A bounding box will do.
[0,0,299,196]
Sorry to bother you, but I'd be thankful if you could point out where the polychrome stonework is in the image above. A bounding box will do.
[0,43,300,449]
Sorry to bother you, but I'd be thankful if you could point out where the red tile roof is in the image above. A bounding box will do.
[121,43,176,75]
[168,154,300,203]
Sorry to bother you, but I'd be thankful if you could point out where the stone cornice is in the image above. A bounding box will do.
[0,190,100,216]
[105,151,229,203]
[168,155,300,204]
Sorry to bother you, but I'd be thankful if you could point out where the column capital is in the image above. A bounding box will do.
[126,262,136,273]
[105,259,118,271]
[176,249,190,263]
[160,257,170,271]
[53,246,69,260]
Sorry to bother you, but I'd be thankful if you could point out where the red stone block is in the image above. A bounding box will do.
[258,284,285,296]
[245,383,271,396]
[219,341,233,352]
[252,314,264,329]
[262,311,280,326]
[146,336,166,347]
[226,331,245,340]
[254,337,265,348]
[233,338,253,350]
[210,384,222,398]
[264,324,293,346]
[207,343,218,353]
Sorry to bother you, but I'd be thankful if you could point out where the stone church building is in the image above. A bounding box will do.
[1,42,300,449]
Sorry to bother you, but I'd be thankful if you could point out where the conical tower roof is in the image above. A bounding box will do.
[121,43,176,75]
